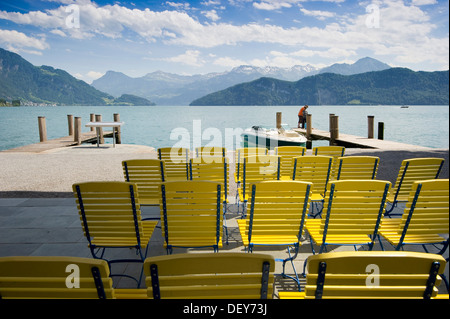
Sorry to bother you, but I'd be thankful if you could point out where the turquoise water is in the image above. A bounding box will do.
[0,105,448,151]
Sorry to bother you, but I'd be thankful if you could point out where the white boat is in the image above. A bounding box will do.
[241,124,307,149]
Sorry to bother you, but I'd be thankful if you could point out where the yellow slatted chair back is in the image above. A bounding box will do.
[234,147,268,184]
[275,146,307,180]
[195,146,226,158]
[335,156,379,181]
[390,158,444,204]
[160,181,223,253]
[239,180,312,247]
[73,181,150,248]
[322,180,390,236]
[122,159,165,205]
[144,253,275,299]
[292,155,332,197]
[158,147,190,181]
[239,155,280,203]
[190,156,229,203]
[302,251,447,299]
[0,256,115,299]
[380,179,449,251]
[305,180,391,254]
[313,146,345,179]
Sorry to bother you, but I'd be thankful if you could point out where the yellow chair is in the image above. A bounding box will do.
[292,155,332,218]
[385,157,444,216]
[144,253,275,299]
[157,147,190,181]
[73,181,158,287]
[305,180,391,254]
[238,155,280,215]
[0,256,147,299]
[313,146,345,180]
[195,146,227,158]
[160,181,223,254]
[234,147,268,185]
[279,251,448,299]
[275,146,306,180]
[122,159,166,206]
[237,180,312,289]
[380,179,449,256]
[334,156,380,181]
[190,156,230,243]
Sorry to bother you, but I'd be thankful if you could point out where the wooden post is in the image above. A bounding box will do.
[329,114,335,133]
[306,113,312,149]
[95,114,104,144]
[74,117,82,145]
[330,115,339,145]
[113,113,121,144]
[378,122,384,140]
[276,112,282,129]
[67,115,74,136]
[368,116,374,139]
[38,116,47,142]
[90,114,95,131]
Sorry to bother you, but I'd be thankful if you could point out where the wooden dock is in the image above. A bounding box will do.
[1,131,114,153]
[293,128,434,151]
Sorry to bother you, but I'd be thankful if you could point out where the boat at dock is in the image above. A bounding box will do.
[241,124,307,149]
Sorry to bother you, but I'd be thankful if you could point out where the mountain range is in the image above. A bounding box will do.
[190,68,449,106]
[92,57,391,105]
[0,48,154,106]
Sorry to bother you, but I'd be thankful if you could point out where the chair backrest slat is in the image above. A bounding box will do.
[304,251,446,299]
[0,256,114,299]
[144,253,275,299]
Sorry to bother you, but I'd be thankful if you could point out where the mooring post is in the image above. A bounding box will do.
[330,115,339,145]
[38,116,47,142]
[67,114,74,136]
[90,114,95,131]
[74,117,82,145]
[113,113,121,144]
[378,122,384,140]
[276,112,282,129]
[368,116,374,139]
[306,113,312,149]
[95,114,104,144]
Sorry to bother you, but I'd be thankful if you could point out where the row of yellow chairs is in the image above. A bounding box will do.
[0,251,447,299]
[70,178,449,289]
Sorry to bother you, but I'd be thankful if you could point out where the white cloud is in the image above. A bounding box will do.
[163,50,205,66]
[0,0,447,70]
[411,0,437,5]
[300,8,335,20]
[0,29,49,52]
[202,9,220,21]
[86,70,104,80]
[213,56,246,67]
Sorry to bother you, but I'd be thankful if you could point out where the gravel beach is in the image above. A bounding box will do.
[0,144,448,198]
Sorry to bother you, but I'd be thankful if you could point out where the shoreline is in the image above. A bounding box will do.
[0,144,448,198]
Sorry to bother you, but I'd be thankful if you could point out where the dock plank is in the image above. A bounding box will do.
[2,131,114,153]
[293,128,434,151]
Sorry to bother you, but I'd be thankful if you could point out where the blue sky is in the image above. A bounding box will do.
[1,0,448,83]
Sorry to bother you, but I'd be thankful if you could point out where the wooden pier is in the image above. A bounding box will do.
[293,127,434,151]
[1,113,121,153]
[2,130,115,153]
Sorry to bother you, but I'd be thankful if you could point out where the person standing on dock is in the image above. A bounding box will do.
[298,105,309,128]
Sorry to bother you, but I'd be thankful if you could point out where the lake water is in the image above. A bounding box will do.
[0,105,448,151]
